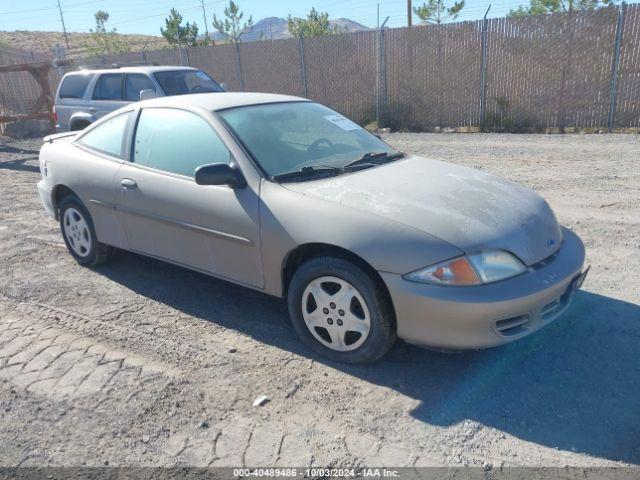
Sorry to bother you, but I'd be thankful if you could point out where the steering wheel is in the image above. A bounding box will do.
[190,85,210,93]
[307,138,333,157]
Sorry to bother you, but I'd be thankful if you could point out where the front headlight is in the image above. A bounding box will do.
[403,250,526,286]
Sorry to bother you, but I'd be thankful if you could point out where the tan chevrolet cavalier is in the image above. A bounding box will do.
[37,93,588,363]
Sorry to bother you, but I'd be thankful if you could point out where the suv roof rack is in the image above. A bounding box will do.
[75,61,160,71]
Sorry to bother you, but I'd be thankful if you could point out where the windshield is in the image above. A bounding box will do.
[154,70,223,96]
[218,102,399,178]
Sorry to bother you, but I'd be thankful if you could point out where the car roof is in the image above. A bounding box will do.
[136,92,309,111]
[66,66,198,76]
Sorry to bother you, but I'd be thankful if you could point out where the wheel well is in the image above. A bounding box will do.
[282,243,396,320]
[52,185,77,219]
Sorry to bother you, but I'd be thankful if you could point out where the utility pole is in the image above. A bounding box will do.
[200,0,210,42]
[56,0,70,49]
[407,0,412,26]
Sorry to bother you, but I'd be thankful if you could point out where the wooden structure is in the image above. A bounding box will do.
[0,59,72,130]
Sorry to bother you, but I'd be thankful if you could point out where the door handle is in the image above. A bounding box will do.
[88,107,96,112]
[120,178,137,190]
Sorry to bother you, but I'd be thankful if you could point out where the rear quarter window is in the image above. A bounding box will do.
[93,74,123,101]
[78,111,132,158]
[58,74,93,99]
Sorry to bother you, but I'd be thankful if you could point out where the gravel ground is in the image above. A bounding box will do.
[0,133,638,468]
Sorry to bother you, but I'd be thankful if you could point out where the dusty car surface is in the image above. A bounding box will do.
[37,93,588,363]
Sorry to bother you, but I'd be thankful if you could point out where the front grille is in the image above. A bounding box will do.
[540,278,576,321]
[540,299,563,320]
[495,315,530,337]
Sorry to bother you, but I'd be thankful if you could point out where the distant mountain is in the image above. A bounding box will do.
[201,16,370,43]
[330,18,371,34]
[242,17,289,42]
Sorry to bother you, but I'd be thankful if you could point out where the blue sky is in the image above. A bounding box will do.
[0,0,618,35]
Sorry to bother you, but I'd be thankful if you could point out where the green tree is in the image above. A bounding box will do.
[287,8,336,38]
[88,11,130,55]
[212,1,253,43]
[508,0,615,16]
[161,8,200,47]
[413,0,465,24]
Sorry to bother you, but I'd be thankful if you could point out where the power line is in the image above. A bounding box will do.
[109,0,225,26]
[2,0,222,27]
[3,0,105,15]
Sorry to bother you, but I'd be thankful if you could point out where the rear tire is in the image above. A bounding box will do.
[59,195,113,267]
[287,256,396,363]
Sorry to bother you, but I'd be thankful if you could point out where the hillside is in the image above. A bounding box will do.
[203,16,371,42]
[0,31,169,57]
[1,16,371,58]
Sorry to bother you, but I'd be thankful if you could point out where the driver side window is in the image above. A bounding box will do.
[133,108,231,177]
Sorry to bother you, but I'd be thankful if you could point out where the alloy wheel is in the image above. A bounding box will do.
[63,207,92,257]
[301,276,371,352]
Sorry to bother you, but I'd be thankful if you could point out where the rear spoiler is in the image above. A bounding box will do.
[44,131,78,143]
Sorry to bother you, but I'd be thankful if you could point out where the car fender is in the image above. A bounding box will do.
[259,180,463,297]
[39,139,128,249]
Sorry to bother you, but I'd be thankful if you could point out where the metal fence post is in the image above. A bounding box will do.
[608,2,627,132]
[298,35,308,98]
[234,41,245,90]
[53,43,66,76]
[376,17,389,128]
[479,6,491,131]
[176,34,184,66]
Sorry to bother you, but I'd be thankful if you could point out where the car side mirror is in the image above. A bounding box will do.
[195,163,246,188]
[139,89,157,101]
[219,83,227,92]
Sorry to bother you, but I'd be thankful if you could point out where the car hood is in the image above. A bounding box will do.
[282,155,562,267]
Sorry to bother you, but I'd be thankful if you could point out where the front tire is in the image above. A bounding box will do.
[287,256,396,363]
[59,195,113,267]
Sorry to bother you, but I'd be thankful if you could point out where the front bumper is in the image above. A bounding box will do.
[380,227,587,349]
[37,180,56,218]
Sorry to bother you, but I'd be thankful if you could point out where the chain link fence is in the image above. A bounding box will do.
[2,5,640,133]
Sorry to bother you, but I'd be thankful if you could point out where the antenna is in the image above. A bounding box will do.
[57,0,70,49]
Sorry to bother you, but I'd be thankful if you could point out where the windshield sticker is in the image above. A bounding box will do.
[324,115,361,131]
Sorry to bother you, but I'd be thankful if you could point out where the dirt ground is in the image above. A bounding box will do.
[0,133,638,468]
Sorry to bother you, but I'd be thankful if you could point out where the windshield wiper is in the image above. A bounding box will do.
[272,165,342,182]
[273,152,405,182]
[342,151,405,170]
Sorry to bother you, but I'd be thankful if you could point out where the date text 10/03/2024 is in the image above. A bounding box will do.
[232,468,399,477]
